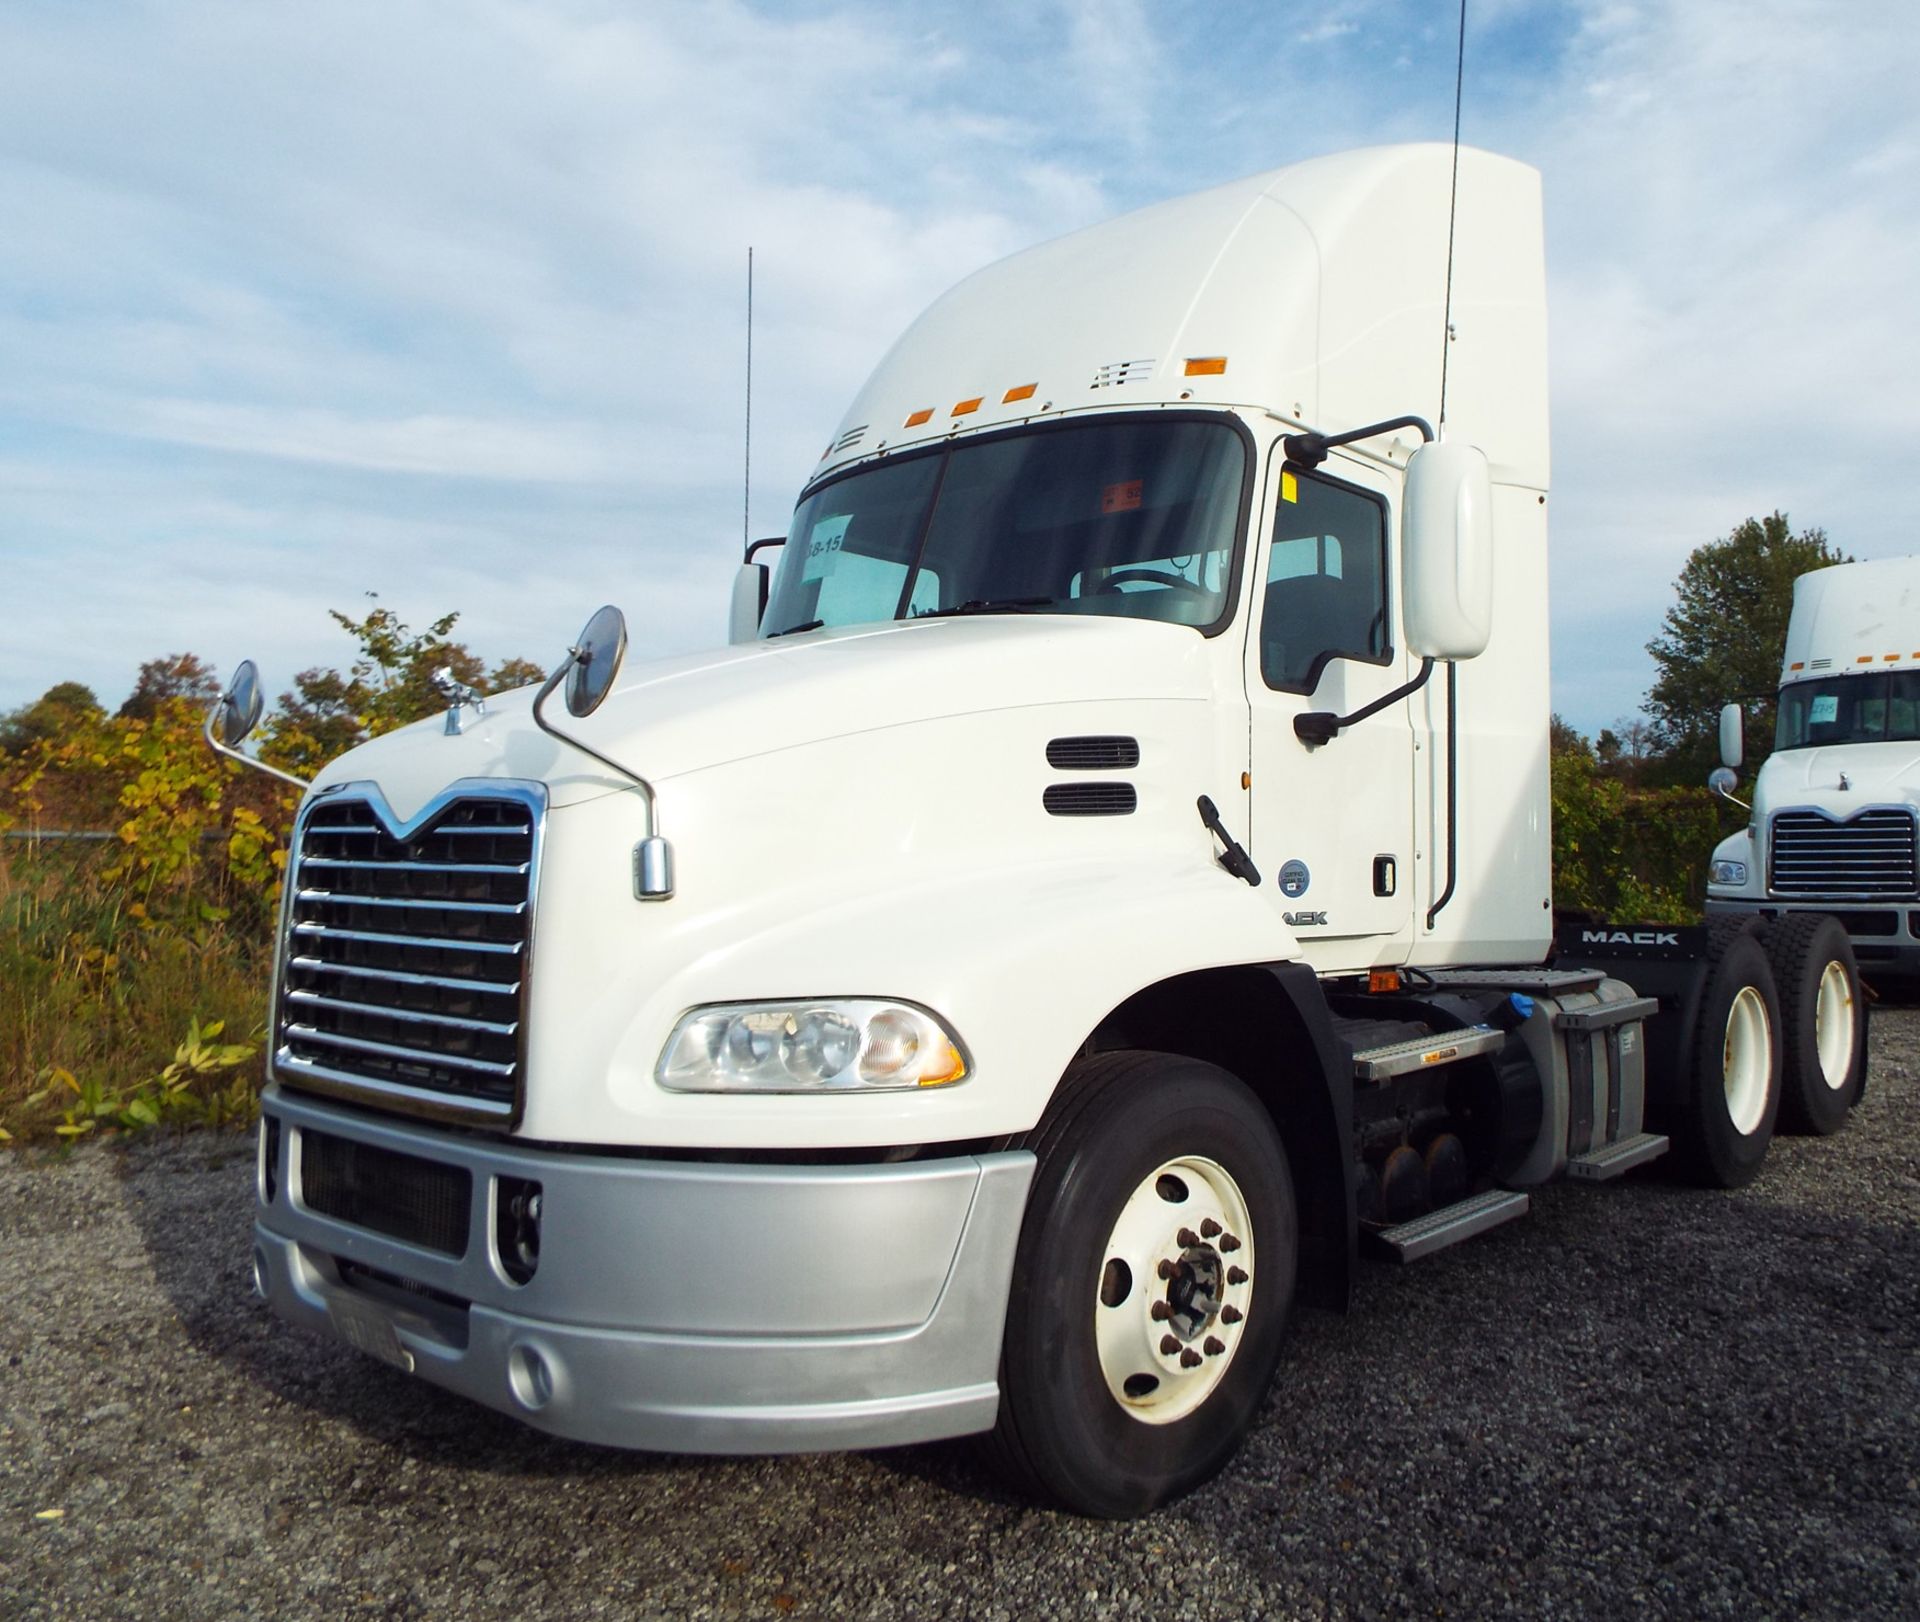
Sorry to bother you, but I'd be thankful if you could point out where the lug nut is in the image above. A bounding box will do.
[1228,1265,1248,1285]
[1160,1334,1181,1356]
[1204,1335,1226,1357]
[1150,1301,1172,1322]
[1157,1259,1177,1280]
[1221,1304,1243,1324]
[1200,1218,1222,1239]
[1177,1227,1200,1248]
[1219,1233,1242,1253]
[1180,1348,1203,1369]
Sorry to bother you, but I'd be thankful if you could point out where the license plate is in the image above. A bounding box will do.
[329,1293,416,1374]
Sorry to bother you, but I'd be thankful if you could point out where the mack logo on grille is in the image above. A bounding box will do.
[275,781,544,1127]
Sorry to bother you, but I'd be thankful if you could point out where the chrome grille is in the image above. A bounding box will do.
[1769,807,1919,898]
[275,782,543,1126]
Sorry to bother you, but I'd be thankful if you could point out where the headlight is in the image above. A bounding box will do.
[657,999,970,1093]
[1709,859,1749,886]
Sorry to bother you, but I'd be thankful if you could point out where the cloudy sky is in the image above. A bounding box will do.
[2,0,1916,736]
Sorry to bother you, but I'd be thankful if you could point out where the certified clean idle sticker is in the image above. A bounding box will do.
[1277,859,1311,898]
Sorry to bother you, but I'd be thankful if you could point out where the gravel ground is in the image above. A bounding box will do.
[5,1014,1919,1622]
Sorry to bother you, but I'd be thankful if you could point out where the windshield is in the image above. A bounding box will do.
[761,418,1246,637]
[1776,671,1920,749]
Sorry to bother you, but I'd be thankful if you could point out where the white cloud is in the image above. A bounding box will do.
[0,0,1915,749]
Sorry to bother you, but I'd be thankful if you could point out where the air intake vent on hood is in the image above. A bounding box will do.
[1045,782,1137,817]
[1091,358,1154,389]
[1047,735,1140,770]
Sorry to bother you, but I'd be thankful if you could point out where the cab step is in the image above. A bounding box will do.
[1350,1023,1505,1082]
[1366,1188,1531,1263]
[1566,1131,1670,1182]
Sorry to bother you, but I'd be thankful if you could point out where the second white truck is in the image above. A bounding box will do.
[1709,555,1920,983]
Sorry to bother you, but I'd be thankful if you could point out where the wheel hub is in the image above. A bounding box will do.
[1093,1156,1254,1425]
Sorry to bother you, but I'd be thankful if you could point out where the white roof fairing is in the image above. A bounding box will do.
[823,144,1548,491]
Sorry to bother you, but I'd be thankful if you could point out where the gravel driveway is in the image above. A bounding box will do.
[5,1011,1919,1621]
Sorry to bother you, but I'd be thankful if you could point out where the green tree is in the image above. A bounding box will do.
[118,653,221,721]
[262,596,544,776]
[0,681,105,757]
[1644,513,1849,781]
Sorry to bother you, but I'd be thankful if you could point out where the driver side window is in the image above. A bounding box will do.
[1260,469,1389,692]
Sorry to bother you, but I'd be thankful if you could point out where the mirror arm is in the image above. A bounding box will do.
[531,653,661,828]
[1710,778,1753,813]
[1295,658,1436,747]
[201,705,309,790]
[1283,413,1435,470]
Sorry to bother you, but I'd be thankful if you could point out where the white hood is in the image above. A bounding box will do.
[310,614,1221,820]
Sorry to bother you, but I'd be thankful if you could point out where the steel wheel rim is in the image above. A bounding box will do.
[1093,1155,1253,1426]
[1723,984,1771,1136]
[1813,959,1855,1091]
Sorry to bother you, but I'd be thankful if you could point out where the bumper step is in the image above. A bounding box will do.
[1365,1188,1530,1263]
[1350,1023,1505,1082]
[1566,1131,1670,1182]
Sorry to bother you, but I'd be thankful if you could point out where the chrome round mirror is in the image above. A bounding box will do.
[565,605,628,719]
[217,660,265,747]
[1707,766,1739,801]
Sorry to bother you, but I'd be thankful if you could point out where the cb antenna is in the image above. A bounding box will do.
[743,245,754,553]
[1437,0,1467,436]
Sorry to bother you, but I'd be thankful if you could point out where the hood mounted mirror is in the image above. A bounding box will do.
[532,605,673,900]
[202,660,308,788]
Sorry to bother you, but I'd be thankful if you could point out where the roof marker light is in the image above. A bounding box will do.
[1858,655,1875,664]
[1789,662,1805,671]
[1184,356,1228,376]
[904,408,933,427]
[1003,383,1037,403]
[952,396,983,416]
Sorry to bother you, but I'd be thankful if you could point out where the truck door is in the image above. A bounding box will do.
[1245,455,1416,959]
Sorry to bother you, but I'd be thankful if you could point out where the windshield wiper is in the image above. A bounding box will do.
[765,618,825,638]
[910,597,1054,620]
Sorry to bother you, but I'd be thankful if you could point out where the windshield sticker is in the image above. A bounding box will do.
[1810,694,1839,724]
[801,514,852,581]
[1101,479,1143,514]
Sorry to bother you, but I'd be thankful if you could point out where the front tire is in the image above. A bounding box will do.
[985,1051,1296,1518]
[1766,913,1865,1135]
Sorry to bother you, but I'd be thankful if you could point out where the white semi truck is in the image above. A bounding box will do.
[212,145,1869,1518]
[1708,555,1920,986]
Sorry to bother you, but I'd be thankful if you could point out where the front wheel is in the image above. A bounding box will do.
[985,1051,1296,1518]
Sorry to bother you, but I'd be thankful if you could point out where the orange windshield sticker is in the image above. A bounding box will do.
[1101,480,1143,514]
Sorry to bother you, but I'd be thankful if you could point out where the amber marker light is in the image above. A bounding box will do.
[1184,356,1228,376]
[904,408,933,427]
[1003,383,1038,403]
[918,1041,968,1087]
[952,396,984,415]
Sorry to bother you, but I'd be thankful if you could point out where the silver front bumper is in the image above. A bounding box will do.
[253,1087,1035,1453]
[1706,896,1920,976]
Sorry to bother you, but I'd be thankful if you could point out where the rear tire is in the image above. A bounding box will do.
[1674,921,1782,1188]
[984,1051,1296,1518]
[1765,914,1865,1135]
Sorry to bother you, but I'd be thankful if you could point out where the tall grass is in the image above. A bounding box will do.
[0,838,274,1138]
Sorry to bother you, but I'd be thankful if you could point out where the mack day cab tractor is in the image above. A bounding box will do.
[209,144,1869,1519]
[1708,555,1920,994]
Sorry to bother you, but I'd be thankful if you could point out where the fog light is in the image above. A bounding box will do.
[495,1177,542,1286]
[507,1344,554,1411]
